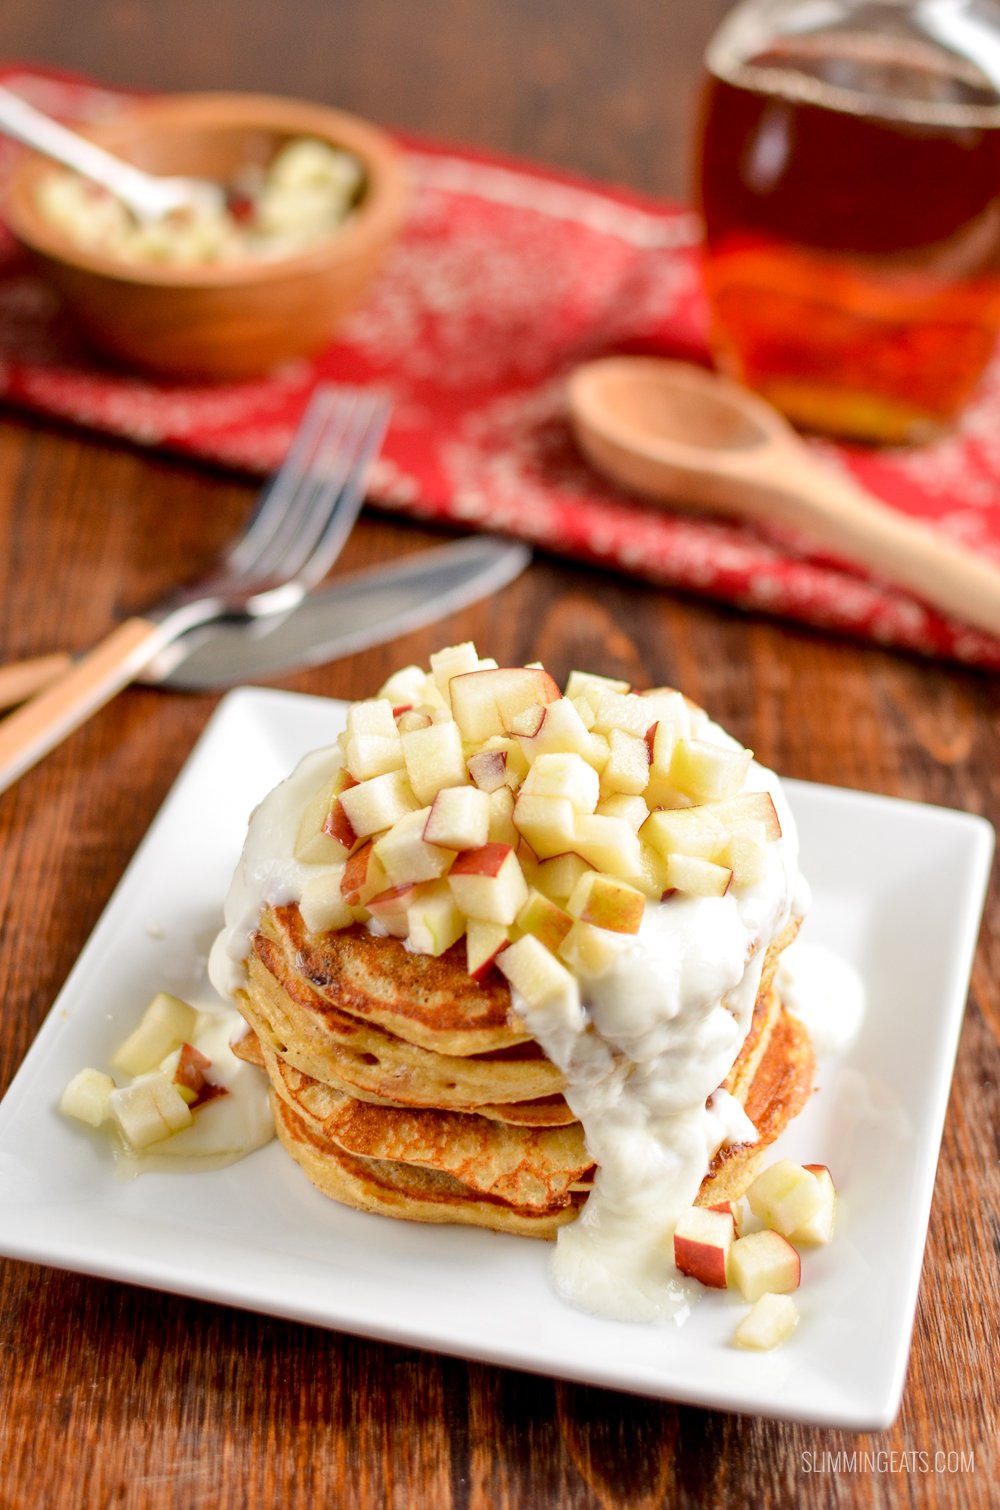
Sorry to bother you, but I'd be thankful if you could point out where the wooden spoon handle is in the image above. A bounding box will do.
[0,617,163,795]
[750,449,1000,640]
[0,652,74,712]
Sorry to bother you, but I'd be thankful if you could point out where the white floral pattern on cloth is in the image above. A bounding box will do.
[0,67,998,670]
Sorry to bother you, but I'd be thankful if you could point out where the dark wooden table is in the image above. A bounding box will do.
[0,3,996,1506]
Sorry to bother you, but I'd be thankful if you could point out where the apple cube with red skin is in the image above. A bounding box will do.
[449,667,561,743]
[466,920,510,980]
[294,768,355,863]
[322,797,360,854]
[173,1042,212,1104]
[788,1165,837,1245]
[365,882,417,938]
[728,1230,801,1302]
[733,1293,800,1351]
[429,641,490,700]
[672,1205,735,1288]
[517,889,574,953]
[405,880,466,957]
[746,1159,827,1238]
[423,785,491,851]
[448,843,529,925]
[340,840,390,907]
[566,870,645,934]
[710,1199,743,1238]
[401,720,468,804]
[373,809,454,886]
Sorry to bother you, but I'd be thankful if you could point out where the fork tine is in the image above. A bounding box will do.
[223,385,346,578]
[290,394,392,592]
[247,390,390,588]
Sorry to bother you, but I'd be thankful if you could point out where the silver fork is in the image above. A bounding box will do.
[0,384,390,795]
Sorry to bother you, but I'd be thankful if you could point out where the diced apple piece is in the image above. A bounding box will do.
[733,1293,799,1351]
[521,753,599,815]
[514,697,594,762]
[449,667,561,743]
[467,748,508,793]
[109,1073,193,1148]
[377,663,428,707]
[447,843,529,925]
[172,1042,212,1103]
[466,920,509,979]
[401,720,468,805]
[321,796,360,854]
[746,1160,826,1238]
[405,880,466,956]
[430,641,486,700]
[644,718,684,807]
[670,738,753,803]
[591,690,656,739]
[516,889,574,952]
[344,730,404,781]
[596,793,649,832]
[602,727,650,796]
[513,792,577,859]
[788,1165,838,1245]
[340,839,390,907]
[559,919,632,977]
[487,785,518,847]
[395,709,433,734]
[585,732,611,774]
[534,852,594,902]
[294,767,353,863]
[59,1067,115,1127]
[567,871,646,934]
[373,810,453,886]
[347,697,398,740]
[564,669,630,710]
[711,792,782,840]
[480,735,529,784]
[672,1206,735,1288]
[662,853,733,897]
[710,1199,744,1237]
[570,814,642,878]
[569,695,596,730]
[299,866,353,931]
[423,784,491,851]
[339,769,418,838]
[722,821,770,887]
[496,934,584,1035]
[632,841,672,900]
[111,993,198,1077]
[642,805,728,862]
[366,882,416,937]
[729,1230,801,1302]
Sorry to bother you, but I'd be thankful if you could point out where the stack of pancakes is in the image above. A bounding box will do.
[233,901,813,1237]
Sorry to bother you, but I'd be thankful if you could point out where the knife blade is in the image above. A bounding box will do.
[142,536,531,690]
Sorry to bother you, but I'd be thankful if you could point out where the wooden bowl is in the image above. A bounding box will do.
[3,92,409,379]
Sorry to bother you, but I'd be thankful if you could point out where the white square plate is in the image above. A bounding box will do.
[0,689,992,1429]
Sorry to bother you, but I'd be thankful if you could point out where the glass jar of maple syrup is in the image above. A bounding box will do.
[695,0,1000,443]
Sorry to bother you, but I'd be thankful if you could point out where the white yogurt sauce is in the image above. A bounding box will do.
[776,941,867,1057]
[210,722,802,1325]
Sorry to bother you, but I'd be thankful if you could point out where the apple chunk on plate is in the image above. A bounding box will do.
[672,1205,734,1288]
[733,1293,800,1351]
[423,785,491,851]
[729,1231,801,1302]
[746,1159,826,1238]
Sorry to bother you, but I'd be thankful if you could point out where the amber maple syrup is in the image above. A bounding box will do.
[696,31,1000,442]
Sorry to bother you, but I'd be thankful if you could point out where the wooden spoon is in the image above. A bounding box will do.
[567,356,1000,640]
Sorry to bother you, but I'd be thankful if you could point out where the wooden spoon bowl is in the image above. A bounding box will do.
[3,92,409,379]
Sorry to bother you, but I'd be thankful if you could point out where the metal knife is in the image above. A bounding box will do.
[0,537,531,705]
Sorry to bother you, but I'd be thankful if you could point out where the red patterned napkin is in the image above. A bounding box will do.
[2,66,999,671]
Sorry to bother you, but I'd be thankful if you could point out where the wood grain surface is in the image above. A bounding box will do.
[0,4,996,1507]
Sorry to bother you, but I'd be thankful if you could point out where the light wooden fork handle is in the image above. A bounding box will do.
[0,652,74,711]
[0,617,164,795]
